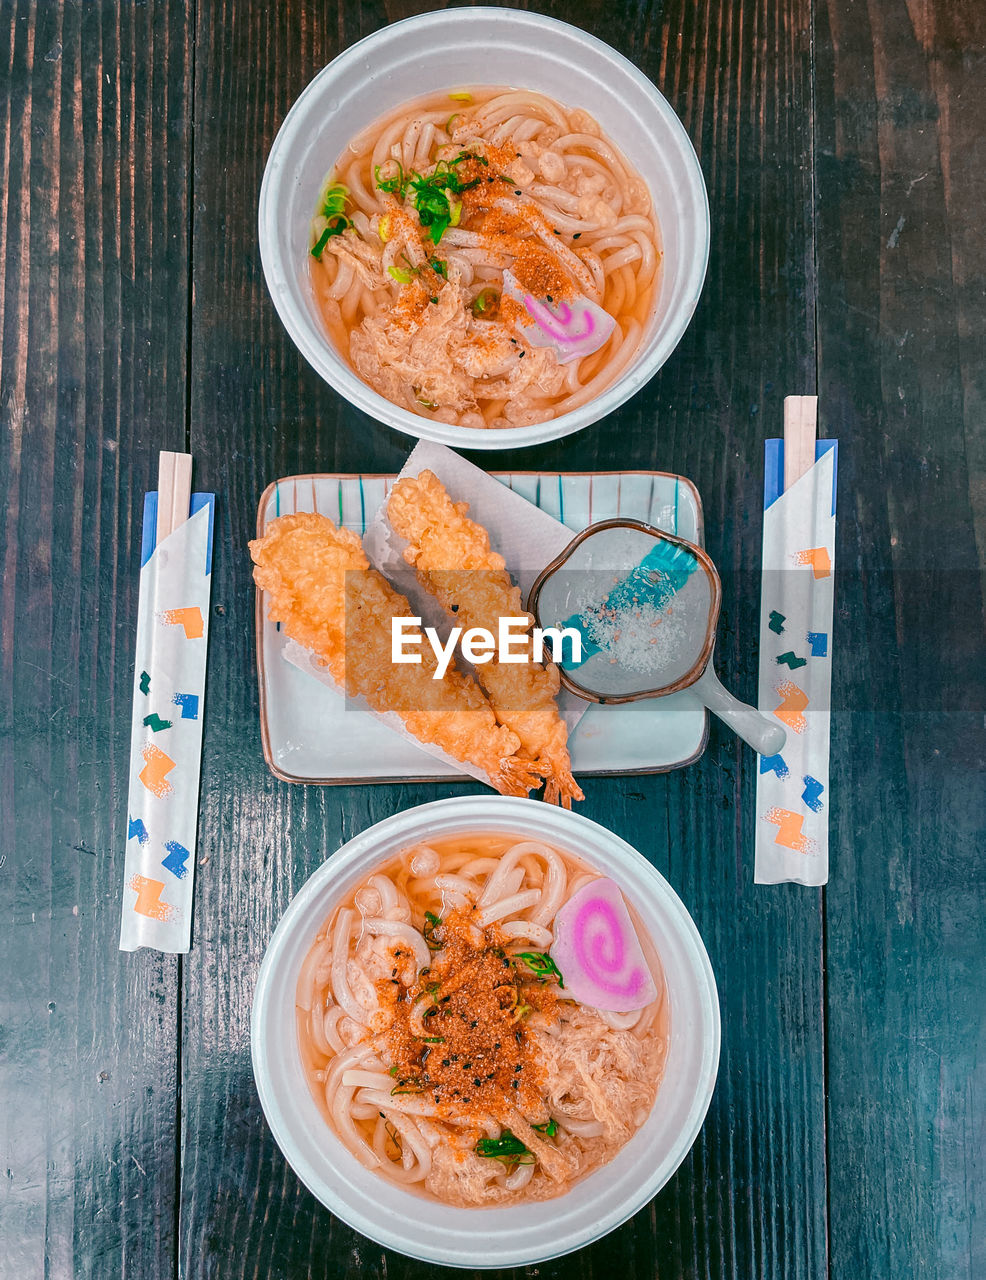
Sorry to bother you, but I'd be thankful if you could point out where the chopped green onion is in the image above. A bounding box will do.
[387,265,413,284]
[318,179,350,219]
[513,952,565,988]
[420,1035,445,1044]
[475,1130,535,1166]
[310,217,351,258]
[388,1065,398,1077]
[533,1118,558,1138]
[416,396,438,409]
[448,91,472,102]
[390,1079,423,1095]
[423,910,443,948]
[430,258,448,279]
[375,160,409,198]
[471,287,500,318]
[446,112,460,132]
[310,179,352,258]
[310,226,333,259]
[373,151,484,246]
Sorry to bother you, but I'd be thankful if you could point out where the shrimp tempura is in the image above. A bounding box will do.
[249,511,540,797]
[386,471,583,808]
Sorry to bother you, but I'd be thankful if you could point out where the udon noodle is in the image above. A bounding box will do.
[297,832,669,1206]
[309,87,661,428]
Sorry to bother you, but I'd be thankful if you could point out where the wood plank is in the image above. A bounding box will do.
[181,3,826,1279]
[0,2,192,1277]
[814,0,986,1274]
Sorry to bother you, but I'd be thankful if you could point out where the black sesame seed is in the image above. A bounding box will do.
[546,295,553,303]
[514,189,521,195]
[473,1077,482,1087]
[518,351,525,358]
[514,1064,522,1072]
[573,232,582,239]
[463,1062,472,1070]
[470,1020,478,1029]
[442,1058,450,1067]
[512,1080,519,1089]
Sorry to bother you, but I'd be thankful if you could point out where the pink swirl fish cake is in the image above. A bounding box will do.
[550,877,658,1012]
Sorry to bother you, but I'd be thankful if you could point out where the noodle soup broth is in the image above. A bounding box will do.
[297,831,669,1207]
[309,88,661,430]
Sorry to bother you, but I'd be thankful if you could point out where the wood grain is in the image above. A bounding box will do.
[180,1,826,1277]
[0,2,192,1278]
[814,0,986,1275]
[3,0,983,1276]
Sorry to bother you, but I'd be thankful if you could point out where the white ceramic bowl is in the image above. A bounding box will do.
[251,796,720,1268]
[258,8,709,451]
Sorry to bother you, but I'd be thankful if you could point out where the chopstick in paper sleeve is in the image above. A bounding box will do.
[754,398,838,886]
[119,452,215,952]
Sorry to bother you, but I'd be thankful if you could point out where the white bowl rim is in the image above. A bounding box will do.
[251,795,721,1267]
[258,7,711,451]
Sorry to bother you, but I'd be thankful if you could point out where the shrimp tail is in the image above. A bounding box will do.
[494,754,544,798]
[542,764,584,809]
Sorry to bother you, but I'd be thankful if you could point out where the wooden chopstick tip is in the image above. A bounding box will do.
[156,451,194,541]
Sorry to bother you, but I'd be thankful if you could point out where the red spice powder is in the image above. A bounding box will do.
[389,278,430,331]
[477,205,575,302]
[498,295,528,328]
[380,908,558,1123]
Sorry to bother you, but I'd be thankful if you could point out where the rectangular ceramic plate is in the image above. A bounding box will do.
[255,472,708,784]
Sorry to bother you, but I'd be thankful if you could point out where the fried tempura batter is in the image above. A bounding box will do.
[249,511,540,796]
[386,471,583,807]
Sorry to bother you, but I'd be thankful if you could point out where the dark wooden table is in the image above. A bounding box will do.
[2,1,984,1277]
